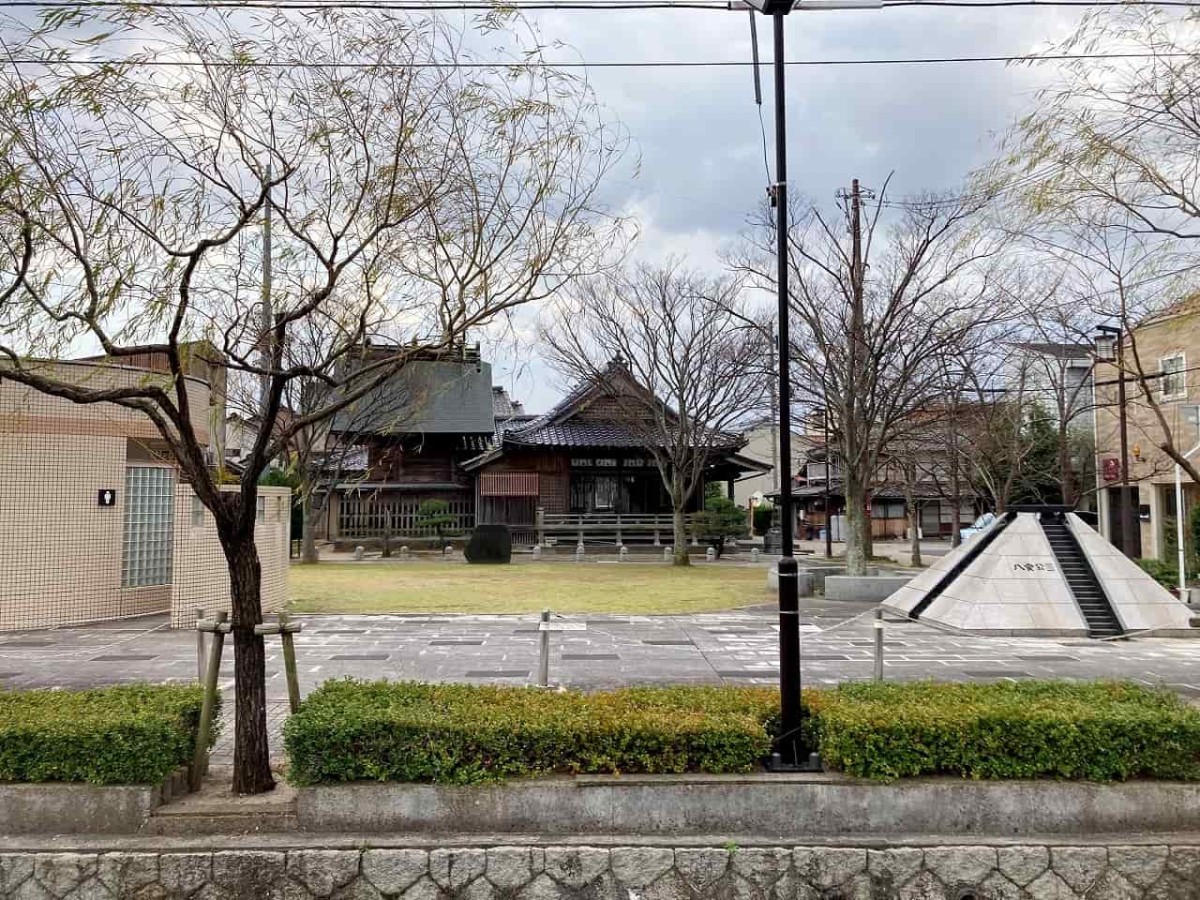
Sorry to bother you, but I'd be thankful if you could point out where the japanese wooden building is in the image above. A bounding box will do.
[321,350,766,545]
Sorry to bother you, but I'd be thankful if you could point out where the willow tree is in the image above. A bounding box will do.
[0,7,623,792]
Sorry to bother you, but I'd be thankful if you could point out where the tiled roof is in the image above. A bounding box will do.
[505,419,649,448]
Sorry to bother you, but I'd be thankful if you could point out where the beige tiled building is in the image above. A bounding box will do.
[0,360,288,631]
[1094,298,1200,561]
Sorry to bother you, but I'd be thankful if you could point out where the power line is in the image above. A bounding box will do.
[2,50,1192,68]
[2,0,1200,8]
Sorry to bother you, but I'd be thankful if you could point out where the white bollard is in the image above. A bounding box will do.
[444,545,453,557]
[706,546,716,562]
[663,546,673,562]
[354,545,364,561]
[619,545,629,562]
[399,545,409,560]
[533,544,543,559]
[575,542,585,561]
[751,548,761,563]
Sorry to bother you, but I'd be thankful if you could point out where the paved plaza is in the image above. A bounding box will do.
[0,600,1197,760]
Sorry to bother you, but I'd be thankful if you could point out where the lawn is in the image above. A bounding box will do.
[288,561,772,615]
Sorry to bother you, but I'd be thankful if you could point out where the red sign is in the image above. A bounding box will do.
[1102,457,1121,483]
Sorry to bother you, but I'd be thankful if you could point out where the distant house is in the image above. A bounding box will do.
[322,343,496,542]
[317,351,767,545]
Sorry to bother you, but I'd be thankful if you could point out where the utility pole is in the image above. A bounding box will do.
[769,9,802,768]
[260,163,273,412]
[824,407,833,559]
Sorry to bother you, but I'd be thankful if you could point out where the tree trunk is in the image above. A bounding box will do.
[1059,424,1075,507]
[222,534,276,795]
[301,494,319,564]
[672,503,690,566]
[908,500,922,568]
[844,474,870,576]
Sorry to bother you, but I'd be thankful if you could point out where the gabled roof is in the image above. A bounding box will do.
[331,358,496,436]
[463,359,747,469]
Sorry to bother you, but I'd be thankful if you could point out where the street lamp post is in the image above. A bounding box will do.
[740,0,880,766]
[1095,326,1134,557]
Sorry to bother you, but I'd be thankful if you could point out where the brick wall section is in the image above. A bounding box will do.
[171,485,291,629]
[0,843,1195,899]
[0,364,212,631]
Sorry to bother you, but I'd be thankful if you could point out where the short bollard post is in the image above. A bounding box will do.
[192,611,229,792]
[705,546,716,562]
[533,544,543,560]
[538,609,551,687]
[618,544,628,562]
[751,548,761,563]
[279,613,302,714]
[354,545,364,561]
[444,545,453,557]
[873,608,885,682]
[663,546,672,563]
[575,542,585,561]
[195,607,206,682]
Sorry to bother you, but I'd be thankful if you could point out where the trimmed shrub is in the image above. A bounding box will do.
[1137,557,1179,589]
[752,505,774,535]
[812,680,1200,781]
[284,681,780,785]
[465,524,512,564]
[0,684,214,785]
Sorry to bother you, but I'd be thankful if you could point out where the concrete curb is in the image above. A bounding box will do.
[296,774,1200,837]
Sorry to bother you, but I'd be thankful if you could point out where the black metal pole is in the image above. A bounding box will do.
[1117,335,1133,557]
[772,10,802,766]
[824,408,832,559]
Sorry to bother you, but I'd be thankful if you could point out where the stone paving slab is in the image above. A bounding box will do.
[2,607,1199,762]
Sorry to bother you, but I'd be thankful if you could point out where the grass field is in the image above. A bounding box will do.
[288,561,772,615]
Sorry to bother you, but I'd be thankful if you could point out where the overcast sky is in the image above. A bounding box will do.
[488,2,1090,412]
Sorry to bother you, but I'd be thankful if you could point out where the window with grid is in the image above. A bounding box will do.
[1161,353,1187,401]
[122,466,175,587]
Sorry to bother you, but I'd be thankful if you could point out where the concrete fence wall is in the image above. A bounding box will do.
[0,842,1197,899]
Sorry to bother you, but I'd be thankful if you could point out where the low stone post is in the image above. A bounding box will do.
[618,544,628,562]
[354,546,364,561]
[195,607,206,682]
[751,548,761,563]
[399,545,409,561]
[705,547,716,562]
[538,609,551,687]
[444,545,454,557]
[663,546,672,563]
[874,608,885,682]
[575,542,585,561]
[532,544,543,560]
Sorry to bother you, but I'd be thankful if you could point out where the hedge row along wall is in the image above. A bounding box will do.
[284,679,1200,785]
[0,684,213,785]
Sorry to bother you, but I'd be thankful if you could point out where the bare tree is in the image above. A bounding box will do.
[0,8,623,792]
[730,181,1007,576]
[542,261,769,564]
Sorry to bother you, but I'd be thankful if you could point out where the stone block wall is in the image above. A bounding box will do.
[1,843,1197,900]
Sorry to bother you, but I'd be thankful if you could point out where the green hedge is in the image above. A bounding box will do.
[0,684,214,785]
[284,681,780,785]
[284,679,1200,785]
[811,680,1200,781]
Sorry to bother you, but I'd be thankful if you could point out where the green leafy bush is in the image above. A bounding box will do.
[284,681,780,785]
[811,681,1200,781]
[1137,557,1179,589]
[0,684,214,785]
[752,505,774,535]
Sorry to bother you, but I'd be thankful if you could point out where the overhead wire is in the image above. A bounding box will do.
[2,51,1194,68]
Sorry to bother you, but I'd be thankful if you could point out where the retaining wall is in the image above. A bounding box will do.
[1,842,1198,899]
